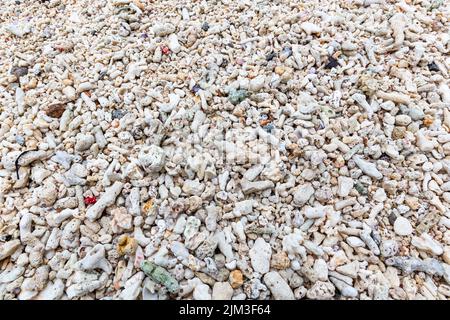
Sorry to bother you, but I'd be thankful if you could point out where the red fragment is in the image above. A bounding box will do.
[161,45,171,55]
[84,196,97,205]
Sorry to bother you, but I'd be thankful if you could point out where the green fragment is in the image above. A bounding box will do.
[354,182,367,195]
[141,261,179,293]
[228,89,248,105]
[429,0,444,10]
[344,144,363,161]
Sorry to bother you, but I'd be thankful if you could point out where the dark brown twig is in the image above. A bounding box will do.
[15,149,38,180]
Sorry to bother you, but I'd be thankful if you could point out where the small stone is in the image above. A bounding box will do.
[271,252,290,270]
[45,103,66,118]
[229,270,244,289]
[325,56,339,69]
[232,199,254,217]
[394,217,413,236]
[11,66,28,78]
[62,86,76,101]
[193,282,211,300]
[300,22,321,35]
[263,271,295,300]
[266,51,277,61]
[338,176,353,197]
[428,62,439,72]
[195,237,218,259]
[423,115,434,127]
[5,21,31,37]
[346,236,366,248]
[228,89,248,105]
[168,34,181,53]
[274,66,286,75]
[409,108,425,121]
[297,92,319,114]
[191,84,201,93]
[249,75,266,92]
[281,47,293,59]
[353,156,383,180]
[405,196,420,210]
[153,22,175,37]
[212,282,233,300]
[336,261,359,278]
[0,240,21,261]
[416,212,440,235]
[329,276,358,298]
[161,45,171,55]
[182,179,205,196]
[304,206,327,219]
[117,235,138,256]
[313,259,329,281]
[201,22,210,31]
[293,183,315,206]
[249,238,272,274]
[395,115,412,126]
[411,233,443,256]
[392,127,406,139]
[77,82,94,92]
[306,281,335,300]
[112,109,126,120]
[380,240,399,258]
[372,188,387,202]
[138,145,165,173]
[354,182,367,195]
[341,41,358,51]
[75,134,95,152]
